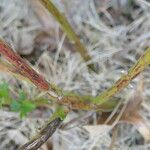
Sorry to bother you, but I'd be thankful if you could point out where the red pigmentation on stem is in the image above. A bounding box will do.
[0,40,50,91]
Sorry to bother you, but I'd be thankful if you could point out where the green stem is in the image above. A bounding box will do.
[39,0,95,71]
[93,47,150,105]
[1,38,149,111]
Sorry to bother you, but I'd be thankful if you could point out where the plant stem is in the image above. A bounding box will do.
[0,39,149,111]
[18,106,67,150]
[39,0,95,71]
[18,117,62,150]
[60,48,150,109]
[0,39,61,99]
[92,47,150,105]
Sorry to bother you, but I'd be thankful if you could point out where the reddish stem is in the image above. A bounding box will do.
[0,40,50,91]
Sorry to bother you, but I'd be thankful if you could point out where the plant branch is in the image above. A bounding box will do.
[39,0,95,71]
[92,47,150,105]
[18,117,62,150]
[18,106,67,150]
[0,39,149,111]
[0,39,61,100]
[60,48,150,109]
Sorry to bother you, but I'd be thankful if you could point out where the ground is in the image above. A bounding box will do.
[0,0,150,149]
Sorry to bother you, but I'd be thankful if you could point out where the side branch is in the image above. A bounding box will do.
[18,117,62,150]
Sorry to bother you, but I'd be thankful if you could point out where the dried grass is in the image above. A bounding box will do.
[0,0,150,149]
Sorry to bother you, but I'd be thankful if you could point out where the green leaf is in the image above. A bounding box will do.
[10,100,36,118]
[20,100,36,117]
[0,82,10,99]
[10,90,36,118]
[52,106,67,120]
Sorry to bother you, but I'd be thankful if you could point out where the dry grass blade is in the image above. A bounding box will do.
[121,77,150,142]
[122,113,150,142]
[98,75,150,142]
[39,0,95,71]
[109,126,118,150]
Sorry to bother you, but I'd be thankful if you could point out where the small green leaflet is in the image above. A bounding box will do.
[0,82,10,107]
[11,91,36,118]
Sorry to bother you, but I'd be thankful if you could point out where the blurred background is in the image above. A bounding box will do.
[0,0,150,149]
